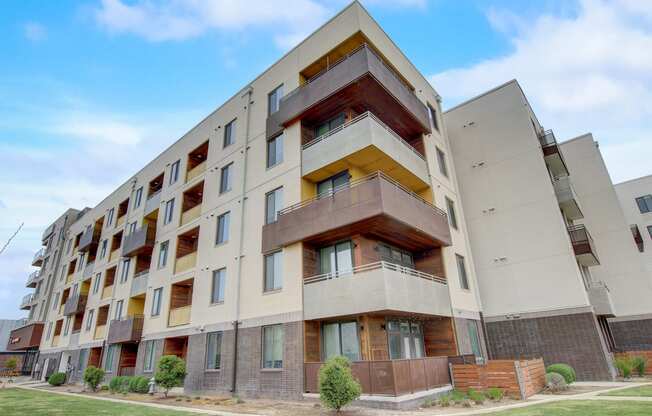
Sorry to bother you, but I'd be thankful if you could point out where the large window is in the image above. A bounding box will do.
[377,243,414,268]
[446,197,458,230]
[114,300,123,319]
[105,344,117,372]
[223,119,236,148]
[264,251,283,292]
[169,159,180,185]
[85,309,94,331]
[317,171,349,197]
[267,134,283,168]
[436,147,448,178]
[211,268,226,304]
[262,324,283,368]
[63,317,71,336]
[636,195,652,213]
[220,163,233,194]
[427,103,439,132]
[93,273,101,294]
[158,241,169,269]
[120,258,130,283]
[387,319,424,359]
[315,113,346,137]
[216,212,230,244]
[52,292,60,310]
[134,187,143,208]
[151,287,162,316]
[164,198,175,225]
[99,239,107,259]
[106,208,114,227]
[268,85,283,115]
[322,321,360,362]
[265,187,283,224]
[143,340,155,372]
[468,320,484,363]
[319,241,353,276]
[456,254,469,290]
[206,332,222,370]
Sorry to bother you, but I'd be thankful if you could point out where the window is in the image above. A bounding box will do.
[319,241,353,276]
[436,147,448,177]
[211,268,226,304]
[427,103,439,132]
[377,243,414,268]
[216,212,230,244]
[128,221,137,235]
[63,317,71,336]
[636,195,652,213]
[106,208,114,227]
[317,171,349,197]
[52,292,60,310]
[99,239,108,259]
[220,163,233,194]
[456,254,469,290]
[66,238,73,254]
[223,119,236,148]
[164,198,175,225]
[264,251,283,292]
[134,187,143,208]
[648,225,652,239]
[169,159,180,185]
[262,324,283,368]
[151,287,162,316]
[92,273,101,294]
[322,321,360,362]
[144,340,155,372]
[265,187,283,224]
[46,322,52,340]
[387,319,425,359]
[446,197,458,230]
[266,134,283,168]
[468,321,484,363]
[267,84,283,115]
[158,241,169,269]
[114,300,123,319]
[206,332,223,370]
[85,309,94,331]
[120,258,130,283]
[315,113,345,137]
[105,344,117,372]
[72,283,79,296]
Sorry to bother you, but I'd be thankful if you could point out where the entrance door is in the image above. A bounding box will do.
[41,358,49,381]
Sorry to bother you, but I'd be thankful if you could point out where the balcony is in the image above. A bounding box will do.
[267,44,430,140]
[302,111,429,190]
[19,294,33,310]
[303,261,449,321]
[262,172,451,252]
[180,205,201,226]
[116,214,126,227]
[109,248,121,263]
[186,161,206,183]
[568,224,600,266]
[7,322,44,351]
[101,285,114,300]
[82,261,95,280]
[122,224,156,257]
[175,252,197,274]
[32,248,45,266]
[41,222,55,243]
[59,303,65,315]
[107,315,144,344]
[130,272,148,297]
[552,176,583,220]
[168,306,191,327]
[65,272,75,285]
[94,324,106,340]
[51,335,61,347]
[631,225,644,253]
[144,190,162,215]
[587,281,616,317]
[539,130,569,177]
[26,270,41,288]
[78,226,101,253]
[63,293,87,316]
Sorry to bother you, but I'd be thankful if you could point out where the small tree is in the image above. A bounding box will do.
[5,358,18,382]
[318,356,361,412]
[83,366,105,392]
[154,355,186,398]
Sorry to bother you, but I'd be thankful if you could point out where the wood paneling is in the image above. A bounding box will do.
[360,315,389,361]
[424,317,457,357]
[304,321,321,362]
[170,279,193,309]
[415,248,446,279]
[6,323,44,351]
[88,347,102,368]
[451,359,546,399]
[163,337,188,360]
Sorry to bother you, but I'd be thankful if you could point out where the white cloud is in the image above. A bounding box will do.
[430,0,652,182]
[23,22,47,42]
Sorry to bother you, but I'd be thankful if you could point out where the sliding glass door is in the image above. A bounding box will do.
[319,240,353,277]
[322,321,360,362]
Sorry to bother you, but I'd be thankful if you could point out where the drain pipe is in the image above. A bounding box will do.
[231,85,254,394]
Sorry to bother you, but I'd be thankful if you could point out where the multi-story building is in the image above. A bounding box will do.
[7,209,83,377]
[27,2,486,401]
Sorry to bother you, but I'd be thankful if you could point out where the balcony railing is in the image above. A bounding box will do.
[568,224,600,266]
[109,248,121,263]
[83,261,95,280]
[538,129,569,177]
[186,161,206,183]
[63,293,87,316]
[305,261,446,285]
[78,226,101,252]
[107,315,144,344]
[130,272,148,297]
[168,305,191,327]
[20,294,34,309]
[174,252,197,274]
[52,335,61,347]
[94,324,106,340]
[116,215,126,227]
[144,190,162,215]
[101,285,114,300]
[587,281,616,317]
[122,223,156,257]
[32,248,46,266]
[180,205,201,226]
[26,270,41,288]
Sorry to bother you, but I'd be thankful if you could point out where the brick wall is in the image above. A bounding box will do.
[610,318,652,351]
[184,331,234,394]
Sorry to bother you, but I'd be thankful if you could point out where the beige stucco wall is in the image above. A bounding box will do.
[615,175,652,275]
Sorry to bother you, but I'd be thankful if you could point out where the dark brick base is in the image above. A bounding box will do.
[35,351,62,381]
[610,318,652,351]
[485,312,614,381]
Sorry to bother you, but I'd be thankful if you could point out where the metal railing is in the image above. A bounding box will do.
[32,248,45,263]
[302,111,425,161]
[278,171,447,219]
[304,260,447,285]
[26,270,41,285]
[567,224,595,245]
[21,294,34,306]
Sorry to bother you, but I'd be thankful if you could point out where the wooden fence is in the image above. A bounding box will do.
[615,351,652,375]
[451,358,545,399]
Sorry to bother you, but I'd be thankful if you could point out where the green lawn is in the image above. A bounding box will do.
[600,385,652,397]
[0,388,192,416]
[485,400,652,415]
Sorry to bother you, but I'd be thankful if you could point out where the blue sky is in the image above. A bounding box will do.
[1,0,651,319]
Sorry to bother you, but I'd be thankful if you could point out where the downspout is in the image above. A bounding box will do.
[231,85,254,393]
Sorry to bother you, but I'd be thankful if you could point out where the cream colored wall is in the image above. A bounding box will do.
[615,175,652,274]
[561,135,652,317]
[446,81,591,318]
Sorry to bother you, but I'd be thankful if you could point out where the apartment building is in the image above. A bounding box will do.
[24,2,485,401]
[8,208,83,377]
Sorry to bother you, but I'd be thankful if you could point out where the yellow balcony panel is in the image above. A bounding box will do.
[59,304,65,315]
[109,249,121,263]
[174,252,197,274]
[116,215,126,227]
[168,305,191,327]
[180,205,201,226]
[66,273,74,284]
[94,324,106,340]
[101,285,114,300]
[52,335,60,347]
[185,161,206,183]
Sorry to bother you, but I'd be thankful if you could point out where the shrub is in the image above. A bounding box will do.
[109,376,131,393]
[48,372,66,386]
[631,356,646,377]
[615,357,633,378]
[129,376,150,394]
[5,358,17,382]
[83,366,105,392]
[438,395,451,407]
[546,364,576,384]
[545,372,568,392]
[318,356,362,412]
[468,389,485,404]
[486,387,504,401]
[154,355,187,398]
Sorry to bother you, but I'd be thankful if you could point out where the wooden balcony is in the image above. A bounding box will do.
[63,294,87,316]
[174,252,197,274]
[262,172,451,252]
[168,306,191,327]
[107,315,144,344]
[186,161,206,183]
[568,224,600,266]
[122,224,156,257]
[94,324,106,340]
[7,322,44,351]
[305,356,450,396]
[180,205,201,226]
[101,285,114,300]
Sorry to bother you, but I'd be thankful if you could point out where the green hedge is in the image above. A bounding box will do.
[47,372,66,386]
[546,363,576,384]
[109,375,150,394]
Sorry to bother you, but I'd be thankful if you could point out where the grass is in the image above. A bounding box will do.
[485,400,652,415]
[0,388,192,415]
[600,385,652,397]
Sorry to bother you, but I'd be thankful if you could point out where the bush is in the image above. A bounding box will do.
[109,376,131,393]
[545,372,568,392]
[48,372,66,386]
[486,387,504,401]
[318,356,362,411]
[438,395,451,407]
[615,357,633,378]
[154,355,187,398]
[468,388,485,404]
[631,356,646,377]
[129,376,150,393]
[546,363,576,384]
[450,389,466,404]
[83,366,105,392]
